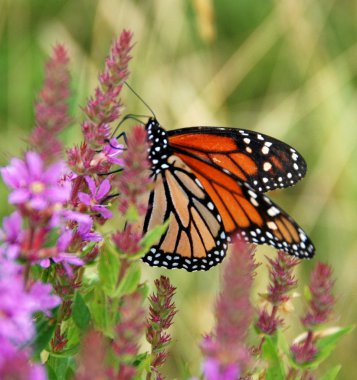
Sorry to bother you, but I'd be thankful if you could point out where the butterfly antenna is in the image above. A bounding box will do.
[125,82,156,119]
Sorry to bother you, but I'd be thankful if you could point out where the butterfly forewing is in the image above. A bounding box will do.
[142,155,228,271]
[168,127,307,193]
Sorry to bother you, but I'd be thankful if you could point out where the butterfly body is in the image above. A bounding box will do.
[142,118,315,271]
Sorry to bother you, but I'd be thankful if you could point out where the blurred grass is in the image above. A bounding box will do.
[1,0,357,378]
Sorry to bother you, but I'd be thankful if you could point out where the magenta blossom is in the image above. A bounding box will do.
[0,338,46,380]
[78,176,112,219]
[89,139,125,169]
[0,257,60,347]
[202,358,240,380]
[0,211,23,259]
[51,209,102,242]
[39,230,84,274]
[103,138,125,165]
[1,151,71,210]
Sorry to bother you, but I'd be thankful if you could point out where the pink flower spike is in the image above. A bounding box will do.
[80,30,133,149]
[29,44,71,164]
[201,240,256,377]
[302,262,335,330]
[146,276,177,376]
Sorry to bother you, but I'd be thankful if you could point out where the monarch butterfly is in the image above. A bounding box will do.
[141,117,315,272]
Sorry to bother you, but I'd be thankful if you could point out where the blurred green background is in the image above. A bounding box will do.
[1,0,356,378]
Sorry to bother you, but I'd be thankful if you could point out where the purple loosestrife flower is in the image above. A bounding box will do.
[0,342,47,380]
[78,176,113,219]
[0,257,60,347]
[81,30,132,148]
[0,249,59,376]
[202,357,240,380]
[115,126,152,216]
[55,209,102,243]
[39,229,84,275]
[146,276,177,379]
[256,251,299,335]
[29,44,71,164]
[201,240,256,377]
[0,211,23,259]
[1,152,70,213]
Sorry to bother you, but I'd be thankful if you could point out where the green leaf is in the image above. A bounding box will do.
[46,357,73,380]
[33,314,58,359]
[46,364,57,380]
[126,203,140,221]
[98,243,120,296]
[261,335,285,380]
[127,221,169,261]
[48,345,80,358]
[313,326,355,367]
[320,365,341,380]
[72,292,91,331]
[140,221,169,251]
[88,287,114,338]
[114,262,141,298]
[303,285,312,302]
[133,352,151,375]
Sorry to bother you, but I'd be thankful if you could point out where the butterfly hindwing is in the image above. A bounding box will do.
[168,127,307,193]
[142,154,228,271]
[171,148,315,259]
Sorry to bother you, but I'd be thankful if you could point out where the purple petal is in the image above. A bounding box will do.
[57,230,73,252]
[29,364,47,380]
[39,258,51,268]
[203,358,220,380]
[93,205,112,219]
[6,245,20,260]
[45,187,71,204]
[29,196,47,210]
[44,161,67,184]
[78,192,92,206]
[1,159,27,188]
[96,179,111,199]
[84,176,97,196]
[54,253,83,266]
[9,189,30,204]
[80,231,102,242]
[29,282,61,311]
[25,152,43,179]
[63,210,93,226]
[3,212,22,239]
[108,156,124,166]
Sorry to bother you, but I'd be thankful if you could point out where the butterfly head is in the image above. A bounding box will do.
[145,118,169,174]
